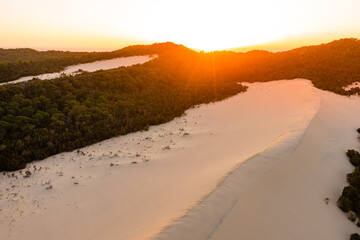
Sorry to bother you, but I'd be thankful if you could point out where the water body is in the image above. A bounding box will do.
[1,55,156,86]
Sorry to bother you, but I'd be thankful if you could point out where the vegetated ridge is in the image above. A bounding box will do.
[0,43,247,171]
[0,44,161,83]
[1,38,360,171]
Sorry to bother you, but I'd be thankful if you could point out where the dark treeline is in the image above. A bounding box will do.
[0,44,163,83]
[0,43,247,171]
[337,129,360,239]
[211,38,360,95]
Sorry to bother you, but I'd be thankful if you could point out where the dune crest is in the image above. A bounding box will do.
[0,80,323,240]
[156,82,360,240]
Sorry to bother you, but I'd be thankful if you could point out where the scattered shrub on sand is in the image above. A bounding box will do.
[338,128,360,230]
[348,211,357,222]
[350,233,360,240]
[347,150,360,167]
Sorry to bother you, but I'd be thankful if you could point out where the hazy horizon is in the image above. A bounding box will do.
[2,0,360,52]
[2,36,359,54]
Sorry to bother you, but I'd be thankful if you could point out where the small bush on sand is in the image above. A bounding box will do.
[350,233,360,240]
[347,150,360,167]
[348,211,357,222]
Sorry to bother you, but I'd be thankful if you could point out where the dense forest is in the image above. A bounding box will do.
[0,44,162,83]
[0,43,247,171]
[210,38,360,95]
[1,38,360,171]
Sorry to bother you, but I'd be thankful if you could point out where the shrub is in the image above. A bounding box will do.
[346,150,360,167]
[338,195,352,212]
[350,233,360,240]
[347,169,360,189]
[348,211,357,222]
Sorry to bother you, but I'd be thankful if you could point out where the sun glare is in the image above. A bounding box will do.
[135,0,295,51]
[1,0,360,51]
[131,0,360,51]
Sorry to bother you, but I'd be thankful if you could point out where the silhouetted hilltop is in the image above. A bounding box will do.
[208,38,360,94]
[113,42,196,57]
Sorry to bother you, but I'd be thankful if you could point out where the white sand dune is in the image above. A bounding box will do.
[0,79,357,240]
[0,55,156,86]
[155,81,360,240]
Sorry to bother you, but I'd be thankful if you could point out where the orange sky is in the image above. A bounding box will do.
[1,0,360,52]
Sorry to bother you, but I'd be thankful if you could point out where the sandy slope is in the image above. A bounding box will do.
[0,55,156,86]
[155,82,360,240]
[0,80,326,240]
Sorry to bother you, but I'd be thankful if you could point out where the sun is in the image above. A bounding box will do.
[131,0,296,51]
[3,0,360,51]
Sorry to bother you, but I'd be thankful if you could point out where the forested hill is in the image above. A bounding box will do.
[1,39,360,171]
[2,38,360,93]
[0,42,247,171]
[0,42,191,63]
[0,42,185,84]
[211,38,360,95]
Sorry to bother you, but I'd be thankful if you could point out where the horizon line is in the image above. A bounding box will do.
[1,37,358,54]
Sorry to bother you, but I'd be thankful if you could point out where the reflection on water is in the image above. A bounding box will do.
[1,55,156,86]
